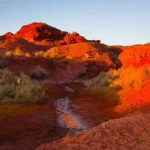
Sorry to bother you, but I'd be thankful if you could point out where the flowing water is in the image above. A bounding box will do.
[55,96,89,136]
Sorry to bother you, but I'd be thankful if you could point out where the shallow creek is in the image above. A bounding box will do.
[55,86,89,136]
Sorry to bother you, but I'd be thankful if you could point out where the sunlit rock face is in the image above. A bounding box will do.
[14,22,87,46]
[0,22,121,82]
[14,22,67,42]
[3,32,14,38]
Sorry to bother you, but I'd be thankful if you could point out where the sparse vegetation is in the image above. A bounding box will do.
[14,47,24,56]
[84,71,119,104]
[5,51,15,58]
[86,65,150,90]
[35,51,45,57]
[28,67,47,80]
[0,69,44,102]
[85,72,111,87]
[0,70,15,100]
[15,74,45,102]
[25,52,31,57]
[84,65,150,104]
[109,66,150,90]
[5,49,32,58]
[44,48,60,58]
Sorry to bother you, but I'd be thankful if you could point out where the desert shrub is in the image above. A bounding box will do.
[84,71,119,104]
[109,66,150,89]
[84,65,150,104]
[25,52,31,57]
[14,47,24,56]
[5,48,26,57]
[85,72,111,87]
[0,69,15,85]
[0,84,15,100]
[5,51,15,58]
[44,48,60,58]
[35,51,45,57]
[28,68,47,80]
[15,74,44,102]
[0,70,15,100]
[0,70,44,102]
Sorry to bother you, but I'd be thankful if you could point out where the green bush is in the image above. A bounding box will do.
[85,65,150,90]
[85,72,111,87]
[28,68,47,80]
[0,69,15,84]
[15,74,44,102]
[84,71,119,104]
[0,70,44,102]
[0,84,15,100]
[0,70,15,100]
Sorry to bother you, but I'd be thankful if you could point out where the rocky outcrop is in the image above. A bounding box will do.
[3,32,14,38]
[15,22,67,42]
[37,110,150,150]
[0,22,90,52]
[63,32,87,44]
[14,22,89,46]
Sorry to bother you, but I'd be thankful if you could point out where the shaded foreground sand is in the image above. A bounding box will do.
[37,110,150,150]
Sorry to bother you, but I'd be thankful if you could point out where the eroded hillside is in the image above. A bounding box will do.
[0,22,121,83]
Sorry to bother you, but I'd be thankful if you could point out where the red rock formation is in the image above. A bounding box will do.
[0,22,121,81]
[3,32,14,38]
[15,22,67,42]
[63,32,87,44]
[14,22,89,46]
